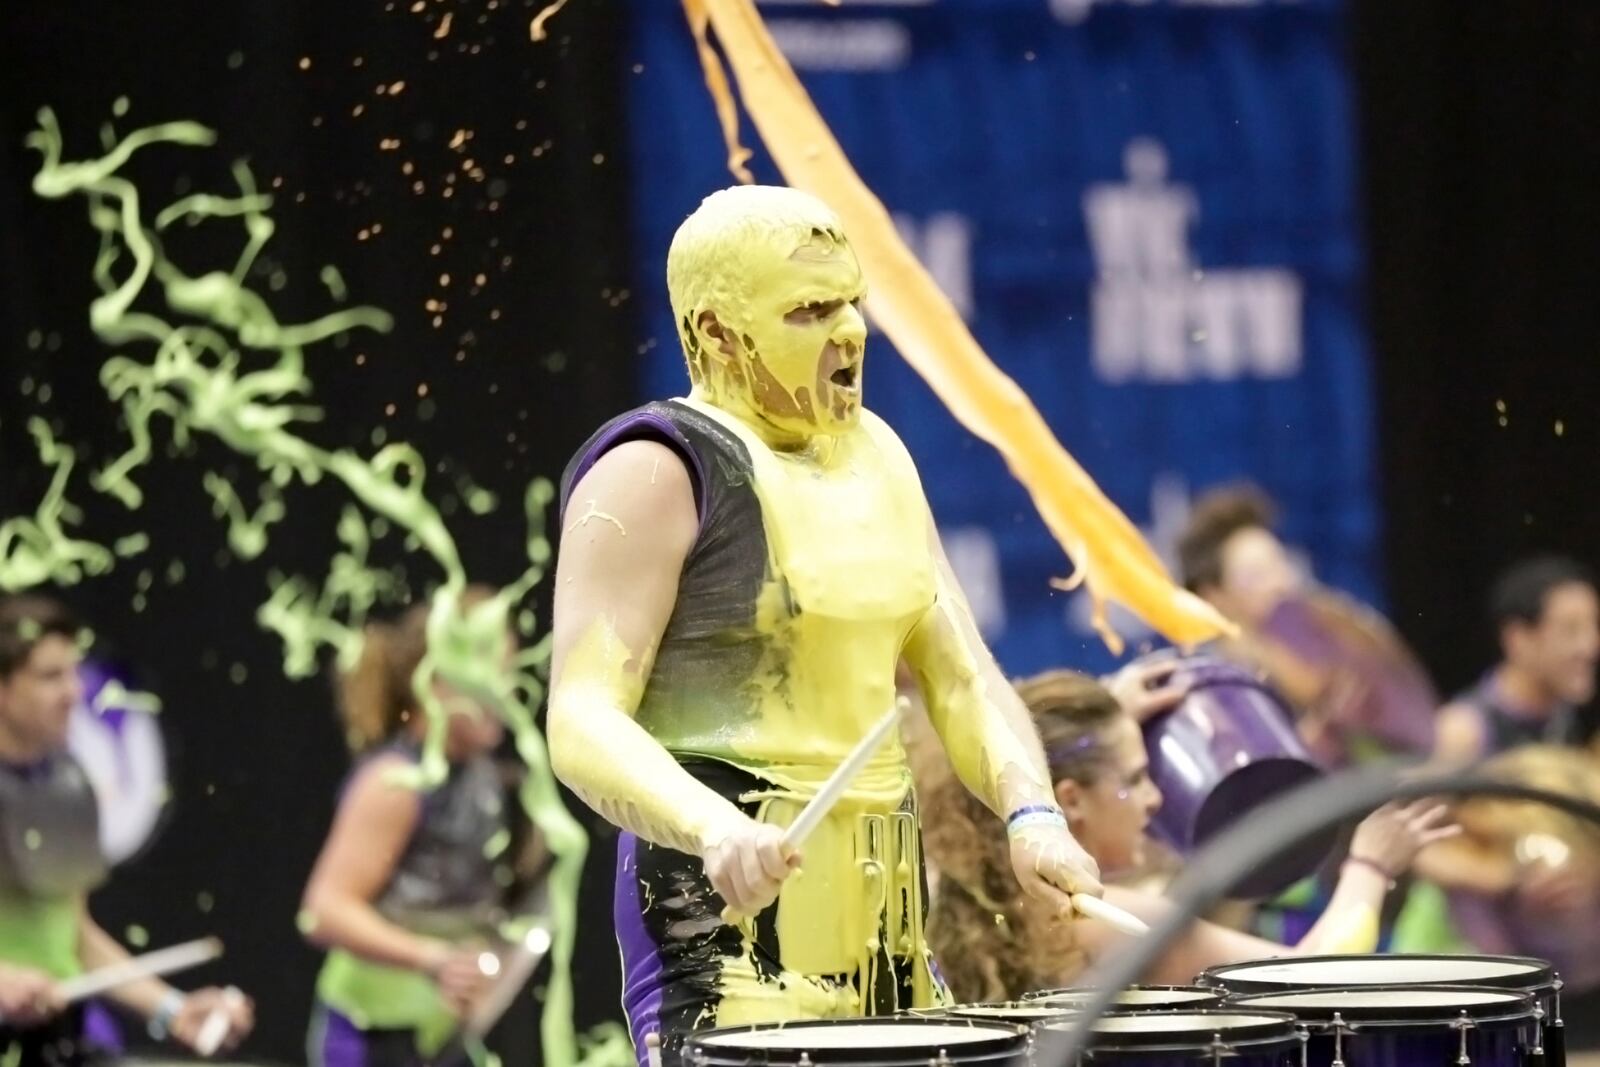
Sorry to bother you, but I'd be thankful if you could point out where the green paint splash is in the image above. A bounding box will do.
[29,109,629,1067]
[0,419,117,591]
[203,473,285,560]
[319,265,349,303]
[92,679,163,715]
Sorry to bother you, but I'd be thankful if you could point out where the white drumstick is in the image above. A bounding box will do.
[57,937,223,1004]
[195,986,245,1056]
[1072,894,1148,936]
[645,1032,664,1067]
[466,925,554,1038]
[719,705,903,925]
[782,704,903,850]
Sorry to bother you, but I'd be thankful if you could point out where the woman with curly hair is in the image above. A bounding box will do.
[907,669,1455,1003]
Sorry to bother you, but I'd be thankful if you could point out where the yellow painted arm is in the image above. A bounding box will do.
[547,440,749,855]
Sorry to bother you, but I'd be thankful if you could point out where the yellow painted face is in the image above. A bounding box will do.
[699,236,868,440]
[670,186,869,442]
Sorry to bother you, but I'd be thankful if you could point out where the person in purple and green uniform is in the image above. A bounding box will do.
[0,593,253,1066]
[300,586,546,1067]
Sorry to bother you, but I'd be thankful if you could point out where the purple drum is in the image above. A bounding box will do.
[1139,655,1335,897]
[1227,987,1537,1067]
[1041,1010,1303,1067]
[1201,955,1564,1067]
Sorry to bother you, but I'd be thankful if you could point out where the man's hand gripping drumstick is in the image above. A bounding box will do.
[713,704,906,923]
[907,529,1106,917]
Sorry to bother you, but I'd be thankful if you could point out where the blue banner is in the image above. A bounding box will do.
[623,0,1378,676]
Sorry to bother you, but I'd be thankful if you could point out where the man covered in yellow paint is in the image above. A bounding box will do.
[548,185,1102,1065]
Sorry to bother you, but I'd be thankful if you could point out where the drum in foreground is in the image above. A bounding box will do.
[1200,954,1558,1004]
[1042,1010,1303,1067]
[1022,986,1221,1011]
[686,1018,1029,1066]
[925,1002,1082,1029]
[1201,955,1564,1067]
[1228,986,1537,1067]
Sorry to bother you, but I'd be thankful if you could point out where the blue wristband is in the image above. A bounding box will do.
[1006,804,1067,834]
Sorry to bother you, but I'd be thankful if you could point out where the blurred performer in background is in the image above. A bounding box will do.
[0,594,253,1065]
[909,670,1453,1002]
[1417,558,1600,1048]
[1417,744,1600,1050]
[1175,486,1444,949]
[1432,556,1598,766]
[300,586,547,1067]
[897,657,1190,903]
[1176,485,1436,767]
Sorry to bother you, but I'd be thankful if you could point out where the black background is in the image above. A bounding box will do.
[3,1,633,1062]
[1356,4,1600,695]
[3,1,1598,1063]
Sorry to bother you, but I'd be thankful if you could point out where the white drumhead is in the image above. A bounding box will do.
[699,1022,1015,1049]
[1116,989,1214,1005]
[953,1004,1074,1019]
[1219,958,1540,985]
[1033,989,1214,1006]
[1244,989,1525,1010]
[1092,1013,1285,1033]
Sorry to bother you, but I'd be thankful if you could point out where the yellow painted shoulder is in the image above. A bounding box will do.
[856,407,926,488]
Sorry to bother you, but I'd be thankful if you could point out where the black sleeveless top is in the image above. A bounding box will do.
[560,400,787,762]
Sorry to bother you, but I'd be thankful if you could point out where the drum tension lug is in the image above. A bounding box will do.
[1209,1032,1230,1067]
[1452,1010,1477,1067]
[1330,1011,1351,1067]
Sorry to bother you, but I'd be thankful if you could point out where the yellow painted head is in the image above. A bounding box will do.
[667,185,868,443]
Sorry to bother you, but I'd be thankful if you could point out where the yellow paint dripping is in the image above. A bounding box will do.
[678,0,1235,653]
[565,499,627,538]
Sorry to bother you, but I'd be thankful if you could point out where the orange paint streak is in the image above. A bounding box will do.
[680,0,1235,653]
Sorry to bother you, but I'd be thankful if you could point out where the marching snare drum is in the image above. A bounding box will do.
[1227,986,1538,1067]
[933,1004,1083,1027]
[1200,955,1564,1067]
[1040,1010,1303,1067]
[687,1018,1030,1066]
[1022,988,1221,1012]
